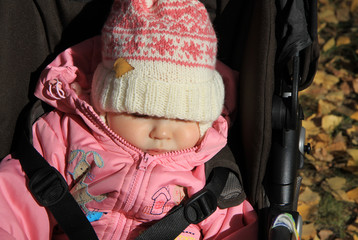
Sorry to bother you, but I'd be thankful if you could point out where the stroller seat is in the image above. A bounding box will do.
[0,0,319,239]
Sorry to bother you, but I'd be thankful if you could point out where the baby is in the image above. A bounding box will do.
[0,0,258,239]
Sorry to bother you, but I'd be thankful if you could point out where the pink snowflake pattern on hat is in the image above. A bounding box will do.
[101,0,217,69]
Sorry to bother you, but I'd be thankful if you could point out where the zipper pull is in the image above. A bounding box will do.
[137,154,149,170]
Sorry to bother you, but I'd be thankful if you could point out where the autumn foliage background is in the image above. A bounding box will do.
[297,0,358,239]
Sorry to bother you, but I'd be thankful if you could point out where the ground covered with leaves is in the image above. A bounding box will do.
[298,0,358,239]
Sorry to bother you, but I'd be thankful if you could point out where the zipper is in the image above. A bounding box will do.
[122,153,149,212]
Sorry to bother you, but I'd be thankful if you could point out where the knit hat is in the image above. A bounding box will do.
[91,0,224,136]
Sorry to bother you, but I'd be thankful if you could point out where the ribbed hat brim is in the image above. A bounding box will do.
[91,60,224,123]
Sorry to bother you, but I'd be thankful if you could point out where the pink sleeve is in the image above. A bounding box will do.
[199,200,258,239]
[0,111,70,239]
[0,156,52,240]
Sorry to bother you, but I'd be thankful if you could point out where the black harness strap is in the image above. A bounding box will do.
[13,101,99,240]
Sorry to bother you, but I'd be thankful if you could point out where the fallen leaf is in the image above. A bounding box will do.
[298,203,315,221]
[340,81,351,95]
[315,141,327,149]
[323,37,336,52]
[347,187,358,203]
[318,23,327,32]
[321,115,343,133]
[314,71,326,85]
[303,119,321,136]
[325,91,344,102]
[353,79,358,93]
[326,177,346,191]
[302,223,317,240]
[319,7,338,24]
[337,8,351,22]
[319,229,334,240]
[113,58,134,78]
[335,105,355,117]
[351,0,358,12]
[323,177,354,202]
[314,147,334,162]
[347,223,358,233]
[347,149,358,162]
[351,111,358,121]
[298,186,319,221]
[318,99,337,115]
[326,141,347,152]
[299,187,321,204]
[336,36,351,46]
[317,133,331,143]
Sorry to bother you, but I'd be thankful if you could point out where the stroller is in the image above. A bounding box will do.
[0,0,319,239]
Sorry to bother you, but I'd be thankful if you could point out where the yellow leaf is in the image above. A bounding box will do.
[347,126,358,136]
[353,79,358,93]
[326,141,347,152]
[351,111,358,121]
[318,99,336,115]
[323,38,335,52]
[321,115,343,133]
[347,149,358,162]
[113,58,134,78]
[319,7,338,24]
[337,8,350,22]
[299,187,321,204]
[351,0,358,12]
[297,204,311,221]
[325,74,340,88]
[318,23,327,32]
[336,36,351,46]
[302,120,320,136]
[314,71,326,85]
[326,177,346,191]
[347,187,358,203]
[302,223,317,240]
[317,133,331,143]
[314,71,340,88]
[325,91,344,102]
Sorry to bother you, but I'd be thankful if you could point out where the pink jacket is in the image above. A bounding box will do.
[0,37,258,239]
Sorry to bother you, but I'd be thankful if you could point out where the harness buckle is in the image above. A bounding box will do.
[184,188,217,224]
[29,167,68,207]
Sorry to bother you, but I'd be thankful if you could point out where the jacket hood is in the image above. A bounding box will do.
[34,36,228,164]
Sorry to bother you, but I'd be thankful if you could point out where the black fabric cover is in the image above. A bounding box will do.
[213,0,276,209]
[0,0,112,158]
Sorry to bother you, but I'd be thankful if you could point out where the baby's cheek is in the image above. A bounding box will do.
[175,125,200,149]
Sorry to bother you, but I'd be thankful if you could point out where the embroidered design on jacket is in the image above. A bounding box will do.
[68,150,107,221]
[142,185,187,216]
[150,186,171,215]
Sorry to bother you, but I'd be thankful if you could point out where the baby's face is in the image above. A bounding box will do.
[106,113,200,155]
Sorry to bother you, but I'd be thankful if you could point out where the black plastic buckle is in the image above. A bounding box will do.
[184,188,217,224]
[28,167,68,207]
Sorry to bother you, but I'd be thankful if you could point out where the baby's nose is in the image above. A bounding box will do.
[149,120,172,139]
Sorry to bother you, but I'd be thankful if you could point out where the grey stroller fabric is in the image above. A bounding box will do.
[0,0,112,158]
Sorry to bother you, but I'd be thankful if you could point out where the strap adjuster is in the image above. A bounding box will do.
[184,188,217,224]
[29,167,68,207]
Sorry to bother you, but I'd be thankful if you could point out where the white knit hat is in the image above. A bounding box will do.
[92,0,224,135]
